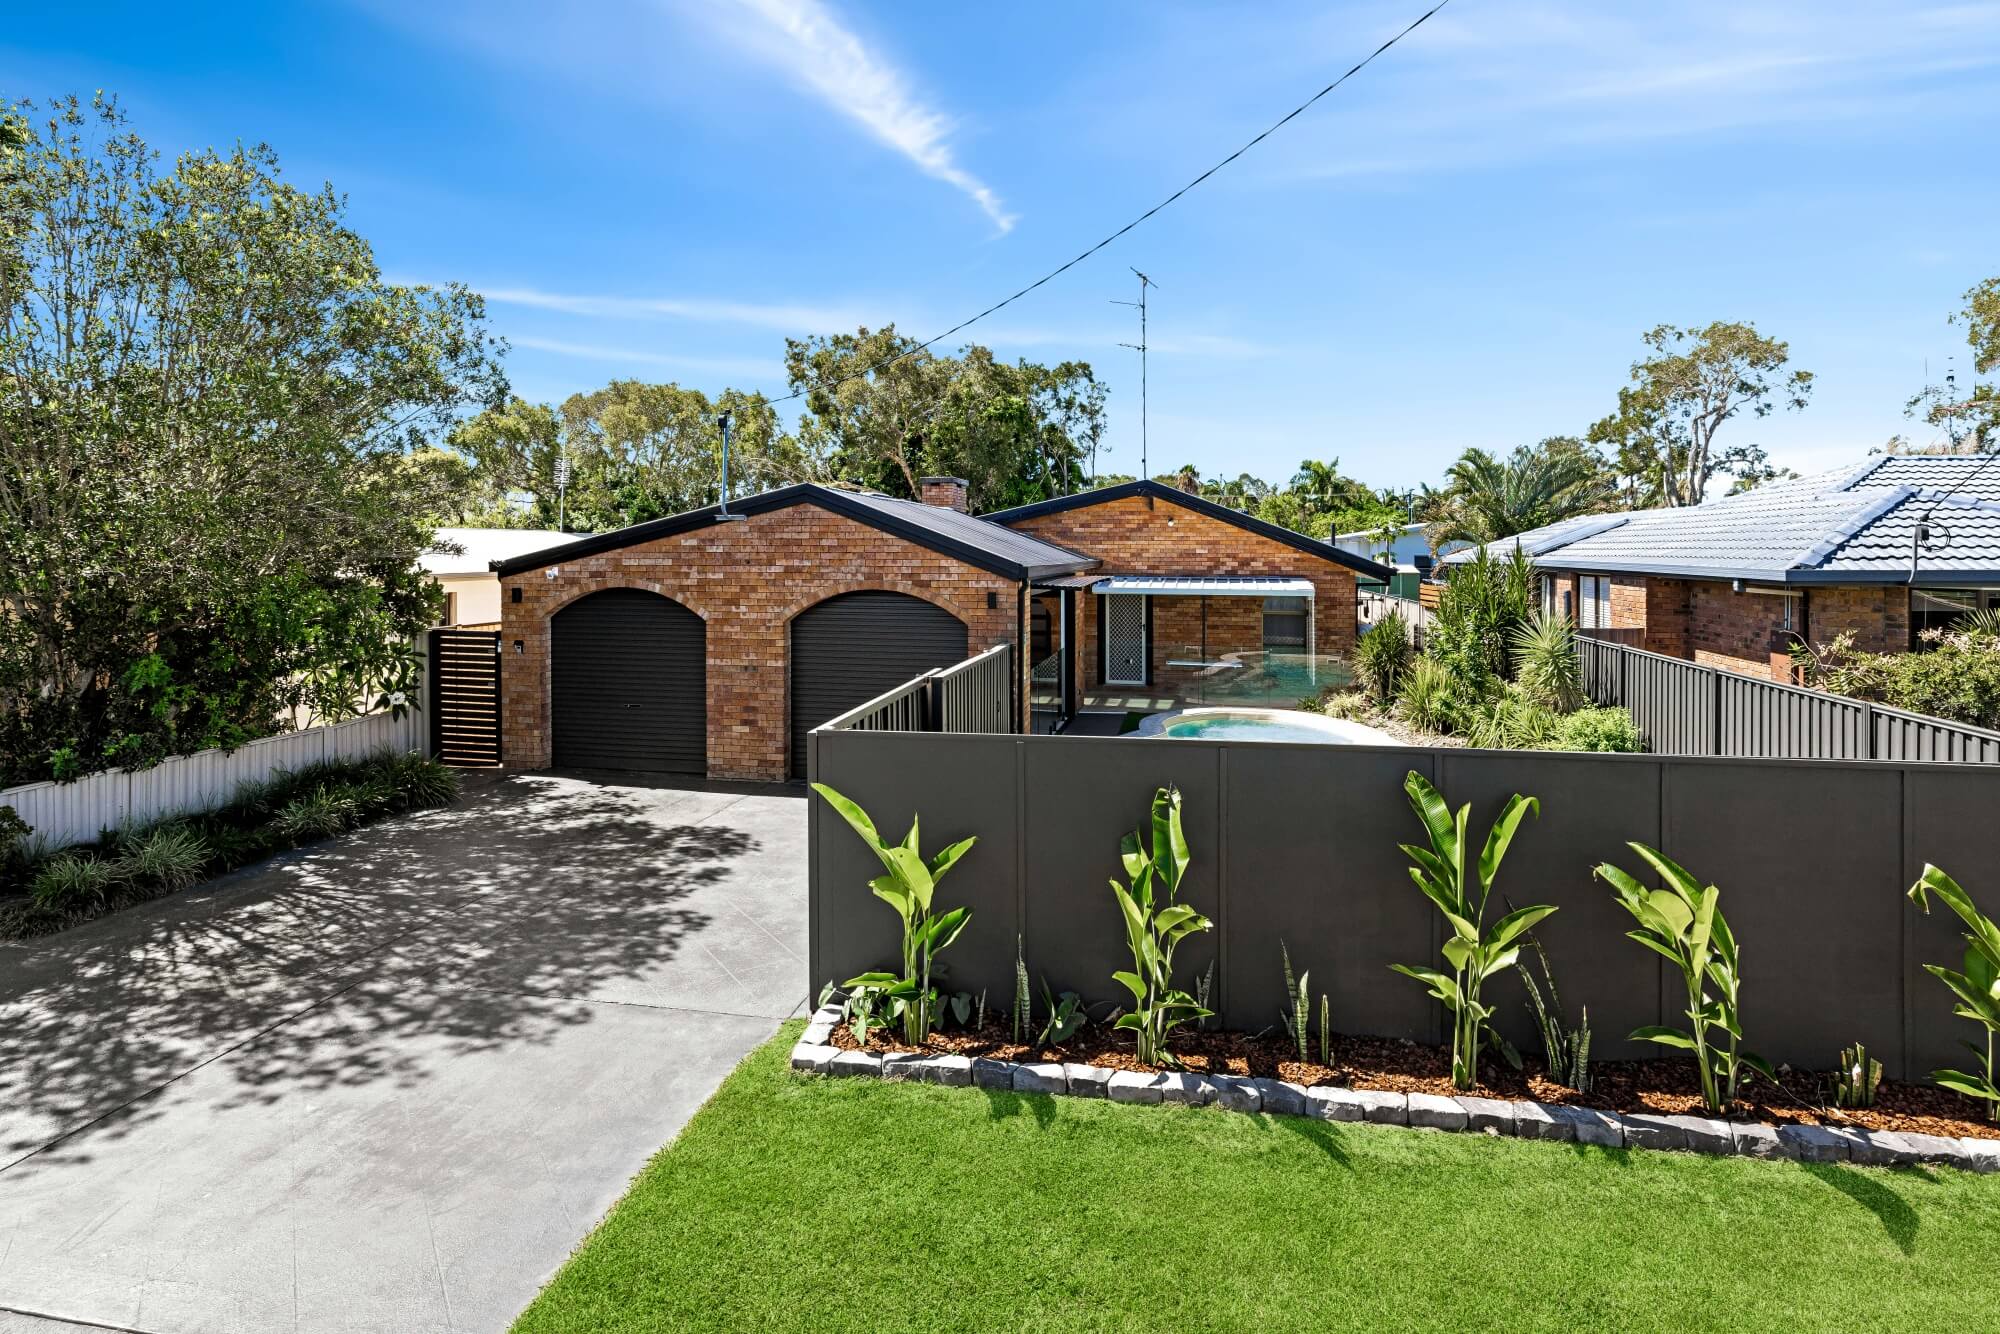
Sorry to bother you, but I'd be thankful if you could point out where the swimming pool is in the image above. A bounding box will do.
[1138,708,1400,746]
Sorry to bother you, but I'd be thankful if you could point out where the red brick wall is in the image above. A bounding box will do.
[1004,494,1358,688]
[1809,584,1909,655]
[498,503,1020,781]
[1643,578,1692,658]
[1688,580,1798,680]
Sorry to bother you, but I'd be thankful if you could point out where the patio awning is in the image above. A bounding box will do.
[1089,575,1315,597]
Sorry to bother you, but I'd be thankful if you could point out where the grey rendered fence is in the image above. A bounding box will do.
[1578,636,2000,764]
[807,727,2000,1083]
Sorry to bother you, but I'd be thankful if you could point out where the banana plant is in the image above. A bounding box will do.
[812,783,976,1046]
[1597,843,1772,1114]
[1390,771,1553,1091]
[1907,865,2000,1121]
[1109,786,1213,1067]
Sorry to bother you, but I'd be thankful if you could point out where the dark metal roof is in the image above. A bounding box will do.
[490,484,1099,581]
[984,479,1396,581]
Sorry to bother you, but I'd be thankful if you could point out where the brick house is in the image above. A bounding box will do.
[490,477,1389,782]
[1452,456,2000,681]
[991,480,1389,700]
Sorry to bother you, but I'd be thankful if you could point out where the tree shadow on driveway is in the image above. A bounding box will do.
[0,773,803,1170]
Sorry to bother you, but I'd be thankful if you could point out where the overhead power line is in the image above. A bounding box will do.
[773,0,1455,406]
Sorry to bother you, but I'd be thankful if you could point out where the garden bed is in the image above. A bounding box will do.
[0,749,458,940]
[819,1017,2000,1145]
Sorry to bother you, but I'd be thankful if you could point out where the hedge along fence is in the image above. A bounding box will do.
[1,707,426,854]
[808,729,2000,1085]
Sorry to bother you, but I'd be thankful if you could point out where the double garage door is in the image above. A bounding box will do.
[549,588,967,778]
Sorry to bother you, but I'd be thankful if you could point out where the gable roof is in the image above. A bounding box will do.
[1445,455,2000,585]
[490,484,1098,581]
[985,480,1396,581]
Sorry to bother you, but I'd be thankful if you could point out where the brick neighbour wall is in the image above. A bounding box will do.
[1003,494,1358,688]
[1809,584,1909,655]
[1643,578,1692,658]
[1688,580,1796,680]
[498,503,1020,781]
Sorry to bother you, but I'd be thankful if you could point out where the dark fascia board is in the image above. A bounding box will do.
[490,483,1099,581]
[984,479,1397,582]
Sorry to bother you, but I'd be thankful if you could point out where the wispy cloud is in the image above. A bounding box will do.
[706,0,1016,232]
[508,334,782,382]
[478,285,869,333]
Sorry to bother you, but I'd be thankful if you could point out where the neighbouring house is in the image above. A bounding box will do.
[1332,520,1468,597]
[1447,456,2000,681]
[422,528,571,627]
[491,476,1390,782]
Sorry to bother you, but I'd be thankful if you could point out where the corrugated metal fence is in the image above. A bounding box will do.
[1578,636,2000,763]
[1,708,427,852]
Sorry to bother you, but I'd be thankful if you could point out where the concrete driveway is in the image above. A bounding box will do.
[0,772,809,1333]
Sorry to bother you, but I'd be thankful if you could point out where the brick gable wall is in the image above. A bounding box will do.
[498,504,1021,781]
[1003,494,1358,688]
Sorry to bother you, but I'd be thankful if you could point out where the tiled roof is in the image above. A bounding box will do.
[836,488,1096,576]
[1447,455,2000,584]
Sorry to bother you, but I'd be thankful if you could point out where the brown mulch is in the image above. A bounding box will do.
[825,1020,2000,1142]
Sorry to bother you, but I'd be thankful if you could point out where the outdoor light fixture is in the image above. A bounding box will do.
[545,566,560,579]
[513,640,524,654]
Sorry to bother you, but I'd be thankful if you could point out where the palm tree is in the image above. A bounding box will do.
[1433,439,1618,546]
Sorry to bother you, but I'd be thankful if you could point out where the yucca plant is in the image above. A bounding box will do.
[812,783,976,1046]
[1597,844,1772,1114]
[1906,865,2000,1121]
[1394,657,1459,735]
[1356,613,1411,701]
[1509,610,1585,712]
[1391,771,1554,1090]
[1109,786,1213,1067]
[1831,1042,1882,1110]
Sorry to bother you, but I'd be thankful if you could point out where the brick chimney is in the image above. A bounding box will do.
[920,476,970,513]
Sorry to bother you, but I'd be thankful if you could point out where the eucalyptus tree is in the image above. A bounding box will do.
[1587,321,1813,507]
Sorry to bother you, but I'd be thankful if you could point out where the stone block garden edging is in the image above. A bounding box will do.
[790,1007,2000,1173]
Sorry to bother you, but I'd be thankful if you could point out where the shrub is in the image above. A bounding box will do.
[1426,545,1536,689]
[1467,688,1560,750]
[1355,613,1412,701]
[1550,706,1643,752]
[0,805,31,894]
[1395,658,1462,734]
[124,822,210,891]
[388,754,459,808]
[1109,785,1213,1066]
[1391,771,1552,1091]
[1803,627,2000,730]
[812,782,976,1045]
[272,784,362,843]
[1596,844,1771,1114]
[1509,611,1584,712]
[30,854,121,910]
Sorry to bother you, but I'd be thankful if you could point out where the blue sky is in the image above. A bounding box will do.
[8,1,1998,493]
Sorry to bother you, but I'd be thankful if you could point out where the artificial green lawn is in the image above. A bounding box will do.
[517,1023,2000,1333]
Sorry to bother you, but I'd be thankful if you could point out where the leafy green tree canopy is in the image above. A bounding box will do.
[0,95,503,784]
[1588,321,1812,507]
[1432,438,1617,546]
[783,326,1106,511]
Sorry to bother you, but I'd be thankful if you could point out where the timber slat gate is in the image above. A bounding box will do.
[428,629,502,767]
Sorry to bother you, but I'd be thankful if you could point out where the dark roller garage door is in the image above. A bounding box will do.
[790,590,969,778]
[552,588,707,773]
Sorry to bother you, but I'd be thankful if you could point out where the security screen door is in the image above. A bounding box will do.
[1104,594,1147,686]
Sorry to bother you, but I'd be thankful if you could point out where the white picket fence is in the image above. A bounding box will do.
[1,709,426,853]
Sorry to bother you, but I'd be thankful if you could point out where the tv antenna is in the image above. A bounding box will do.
[1112,268,1157,482]
[716,411,746,521]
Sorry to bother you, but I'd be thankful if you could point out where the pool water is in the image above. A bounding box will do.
[1163,715,1351,744]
